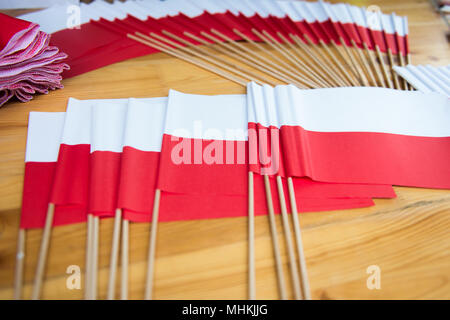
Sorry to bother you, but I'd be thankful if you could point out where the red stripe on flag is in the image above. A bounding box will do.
[21,162,86,229]
[280,125,450,188]
[118,146,160,214]
[51,143,90,206]
[89,150,121,217]
[157,134,248,196]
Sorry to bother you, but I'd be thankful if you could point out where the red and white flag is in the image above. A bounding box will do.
[21,112,85,229]
[17,0,410,78]
[89,100,128,217]
[117,97,265,222]
[247,82,396,199]
[157,89,378,215]
[50,98,91,216]
[158,90,248,196]
[117,97,165,222]
[265,84,450,188]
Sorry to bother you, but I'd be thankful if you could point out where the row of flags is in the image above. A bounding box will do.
[247,83,450,188]
[18,0,410,79]
[0,13,68,106]
[19,86,450,299]
[394,64,450,97]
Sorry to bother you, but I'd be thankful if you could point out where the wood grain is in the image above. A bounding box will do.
[0,0,449,300]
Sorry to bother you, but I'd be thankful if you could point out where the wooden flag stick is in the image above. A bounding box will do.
[106,208,122,300]
[194,32,312,88]
[287,177,311,300]
[263,175,287,300]
[91,216,99,299]
[202,30,310,88]
[147,32,265,85]
[254,29,325,88]
[339,38,368,86]
[406,54,413,90]
[285,34,336,87]
[128,33,248,86]
[260,30,330,87]
[144,189,161,300]
[248,171,256,300]
[84,214,93,299]
[319,39,357,86]
[275,176,302,300]
[398,52,407,89]
[226,29,320,87]
[290,35,343,87]
[375,46,394,88]
[352,41,378,86]
[121,219,129,300]
[287,35,334,83]
[182,31,279,85]
[275,32,331,87]
[31,203,55,300]
[13,228,26,300]
[302,36,349,87]
[200,30,310,88]
[387,49,401,89]
[329,40,361,86]
[406,54,412,65]
[299,35,345,86]
[161,30,278,86]
[363,43,386,87]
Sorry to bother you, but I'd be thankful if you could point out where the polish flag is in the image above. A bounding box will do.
[21,112,85,229]
[345,4,373,49]
[276,1,322,44]
[50,98,91,217]
[319,2,353,46]
[271,84,450,188]
[117,97,164,222]
[363,8,387,52]
[157,90,248,196]
[392,14,407,57]
[403,16,410,57]
[157,90,381,216]
[246,82,396,199]
[119,97,376,223]
[89,100,128,217]
[103,96,263,222]
[380,12,398,55]
[302,1,340,44]
[17,0,410,79]
[185,0,253,41]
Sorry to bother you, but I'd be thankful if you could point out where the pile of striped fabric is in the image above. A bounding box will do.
[0,13,68,107]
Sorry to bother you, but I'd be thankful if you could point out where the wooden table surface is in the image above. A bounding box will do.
[0,0,449,300]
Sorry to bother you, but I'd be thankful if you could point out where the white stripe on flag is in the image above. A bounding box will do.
[275,85,450,137]
[25,112,65,162]
[123,98,167,152]
[90,101,128,153]
[165,90,247,141]
[61,98,92,146]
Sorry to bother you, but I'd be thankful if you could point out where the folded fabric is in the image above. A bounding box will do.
[0,13,69,107]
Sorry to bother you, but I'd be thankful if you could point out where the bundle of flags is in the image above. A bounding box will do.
[0,13,68,107]
[394,64,450,97]
[17,86,450,300]
[18,0,410,89]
